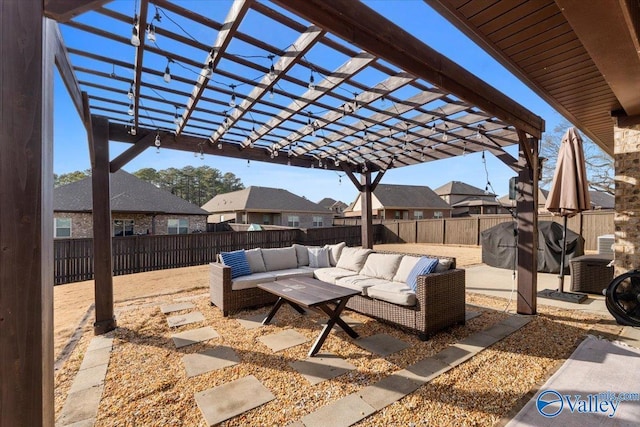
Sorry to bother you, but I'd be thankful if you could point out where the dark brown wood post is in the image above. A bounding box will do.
[90,116,117,334]
[1,6,54,426]
[361,171,373,249]
[516,137,538,315]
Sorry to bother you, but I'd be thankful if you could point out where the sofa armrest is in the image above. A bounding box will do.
[210,262,232,316]
[414,268,466,338]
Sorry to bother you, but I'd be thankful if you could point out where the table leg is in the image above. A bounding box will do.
[309,298,357,357]
[262,297,285,325]
[286,301,306,315]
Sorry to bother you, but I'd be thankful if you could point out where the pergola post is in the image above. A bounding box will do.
[0,2,54,425]
[516,136,539,315]
[90,116,116,334]
[361,171,373,249]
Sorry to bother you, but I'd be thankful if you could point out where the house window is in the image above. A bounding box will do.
[113,219,134,236]
[288,215,300,227]
[168,219,189,234]
[414,211,424,219]
[55,218,72,238]
[394,211,401,219]
[263,214,270,225]
[433,211,443,219]
[312,216,323,227]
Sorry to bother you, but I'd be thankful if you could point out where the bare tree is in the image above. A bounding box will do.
[539,120,614,195]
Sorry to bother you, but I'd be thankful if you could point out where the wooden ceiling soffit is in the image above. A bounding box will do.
[209,25,326,145]
[45,0,112,22]
[274,0,544,139]
[48,19,84,122]
[176,0,253,136]
[281,72,417,155]
[132,0,149,128]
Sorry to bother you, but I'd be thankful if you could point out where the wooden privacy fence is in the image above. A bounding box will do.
[335,211,614,251]
[53,225,372,285]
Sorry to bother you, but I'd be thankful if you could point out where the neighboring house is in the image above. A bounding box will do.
[54,170,209,238]
[498,189,614,212]
[201,186,333,228]
[344,184,452,220]
[434,181,500,217]
[318,197,349,217]
[498,189,549,213]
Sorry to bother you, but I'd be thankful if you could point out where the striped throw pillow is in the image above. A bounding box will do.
[406,257,439,292]
[220,250,252,279]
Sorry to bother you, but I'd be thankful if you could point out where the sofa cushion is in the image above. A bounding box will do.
[367,282,417,306]
[273,268,315,280]
[406,257,439,291]
[392,255,422,283]
[324,242,346,266]
[360,253,403,281]
[336,247,372,272]
[245,248,266,273]
[435,258,453,273]
[220,250,252,279]
[313,267,358,285]
[261,247,298,271]
[293,244,311,267]
[308,247,331,268]
[231,272,276,290]
[335,275,390,296]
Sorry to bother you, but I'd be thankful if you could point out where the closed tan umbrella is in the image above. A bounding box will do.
[545,127,591,292]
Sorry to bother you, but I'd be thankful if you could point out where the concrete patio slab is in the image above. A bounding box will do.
[618,326,640,349]
[182,346,240,378]
[63,418,96,427]
[355,333,411,356]
[258,329,309,352]
[172,326,220,348]
[160,302,195,314]
[301,393,376,427]
[68,363,109,394]
[85,335,113,352]
[236,313,267,330]
[289,352,356,385]
[195,375,275,426]
[56,385,103,426]
[78,345,111,371]
[358,373,422,410]
[166,311,205,328]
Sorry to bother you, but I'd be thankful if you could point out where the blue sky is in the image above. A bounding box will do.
[54,0,567,205]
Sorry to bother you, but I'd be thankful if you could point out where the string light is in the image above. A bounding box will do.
[127,102,134,116]
[128,120,136,136]
[462,141,467,156]
[247,159,250,167]
[363,127,369,141]
[131,14,140,47]
[206,59,214,78]
[421,147,425,161]
[269,86,274,100]
[229,84,236,108]
[174,105,180,125]
[217,142,222,150]
[127,82,134,99]
[146,22,156,42]
[476,124,484,140]
[154,131,161,153]
[287,159,291,166]
[442,123,448,142]
[267,54,276,81]
[163,58,173,83]
[308,70,315,91]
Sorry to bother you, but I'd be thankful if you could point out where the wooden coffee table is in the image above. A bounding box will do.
[258,276,360,356]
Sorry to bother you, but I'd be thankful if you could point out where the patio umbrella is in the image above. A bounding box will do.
[545,127,591,292]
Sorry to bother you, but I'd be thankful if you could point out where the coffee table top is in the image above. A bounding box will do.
[258,277,359,308]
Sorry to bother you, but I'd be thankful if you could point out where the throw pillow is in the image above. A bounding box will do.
[324,242,346,266]
[245,248,266,273]
[406,257,439,292]
[435,258,453,273]
[220,250,252,279]
[308,247,330,268]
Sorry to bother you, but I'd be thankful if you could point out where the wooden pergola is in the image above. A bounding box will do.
[1,1,544,424]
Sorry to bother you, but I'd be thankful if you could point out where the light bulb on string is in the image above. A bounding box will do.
[442,124,448,142]
[476,124,484,140]
[287,159,291,166]
[267,55,276,81]
[127,82,134,99]
[229,84,236,108]
[318,159,323,168]
[154,132,161,147]
[462,142,467,156]
[420,148,425,161]
[363,128,368,141]
[131,15,140,47]
[174,105,180,125]
[163,58,172,84]
[206,60,214,78]
[127,102,134,116]
[247,159,250,167]
[217,143,222,150]
[269,87,274,100]
[200,151,204,160]
[146,23,156,42]
[308,70,315,91]
[128,120,136,136]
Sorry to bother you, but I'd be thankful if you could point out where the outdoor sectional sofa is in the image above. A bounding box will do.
[209,243,466,339]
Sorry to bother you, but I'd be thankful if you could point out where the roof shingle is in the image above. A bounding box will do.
[201,186,331,213]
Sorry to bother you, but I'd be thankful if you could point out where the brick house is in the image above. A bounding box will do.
[201,186,333,228]
[318,197,349,217]
[54,170,208,238]
[343,184,452,220]
[434,181,501,217]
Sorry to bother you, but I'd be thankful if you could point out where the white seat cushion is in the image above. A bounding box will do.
[335,275,390,296]
[336,247,372,272]
[273,268,315,280]
[313,267,358,285]
[359,253,403,280]
[245,248,267,273]
[262,247,298,271]
[392,255,422,283]
[367,282,417,306]
[324,242,346,266]
[231,272,276,290]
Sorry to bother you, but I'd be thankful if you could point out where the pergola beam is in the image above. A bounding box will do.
[50,19,84,122]
[44,0,112,22]
[132,0,149,129]
[110,133,155,173]
[273,0,544,139]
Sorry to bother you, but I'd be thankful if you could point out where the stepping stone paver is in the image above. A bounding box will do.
[237,313,267,330]
[465,310,481,321]
[56,385,103,426]
[64,418,96,427]
[317,315,362,332]
[454,331,500,353]
[78,345,111,371]
[301,393,375,427]
[182,346,240,378]
[69,363,109,394]
[358,373,422,410]
[258,329,309,352]
[433,345,474,367]
[483,317,532,339]
[400,357,449,385]
[289,352,356,385]
[195,375,275,426]
[355,333,410,356]
[167,311,205,328]
[172,326,219,348]
[160,301,195,314]
[85,335,113,352]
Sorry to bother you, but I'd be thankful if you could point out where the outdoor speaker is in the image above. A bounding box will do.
[509,176,517,200]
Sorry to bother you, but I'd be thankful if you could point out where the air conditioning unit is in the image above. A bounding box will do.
[597,234,615,256]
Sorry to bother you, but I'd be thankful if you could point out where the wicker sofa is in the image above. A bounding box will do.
[209,243,466,339]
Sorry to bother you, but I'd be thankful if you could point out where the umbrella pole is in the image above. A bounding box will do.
[558,216,568,293]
